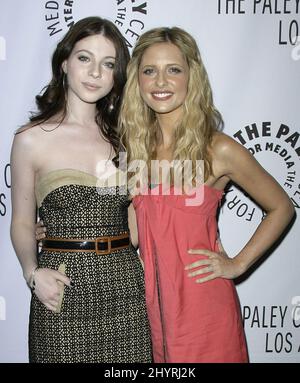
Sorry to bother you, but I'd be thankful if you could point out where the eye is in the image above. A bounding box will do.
[168,67,182,74]
[142,68,155,75]
[104,62,115,69]
[78,55,90,62]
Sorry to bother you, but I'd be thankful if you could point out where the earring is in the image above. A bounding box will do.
[63,73,67,90]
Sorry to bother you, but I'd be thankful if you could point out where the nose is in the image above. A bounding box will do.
[155,70,167,87]
[89,64,101,79]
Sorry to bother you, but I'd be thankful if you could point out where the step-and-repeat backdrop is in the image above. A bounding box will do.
[0,0,299,362]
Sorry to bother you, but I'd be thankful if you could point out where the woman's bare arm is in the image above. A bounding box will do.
[10,130,38,283]
[186,133,295,282]
[10,129,71,311]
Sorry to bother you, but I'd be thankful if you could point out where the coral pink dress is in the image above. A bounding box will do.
[133,183,248,363]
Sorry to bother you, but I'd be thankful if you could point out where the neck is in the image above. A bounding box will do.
[65,91,98,127]
[156,109,182,149]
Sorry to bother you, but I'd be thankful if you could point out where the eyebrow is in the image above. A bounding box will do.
[141,63,185,68]
[74,49,116,59]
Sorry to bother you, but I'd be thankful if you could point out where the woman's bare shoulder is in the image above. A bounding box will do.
[13,121,53,150]
[15,122,37,135]
[208,131,252,179]
[210,131,245,159]
[14,123,40,145]
[15,118,63,140]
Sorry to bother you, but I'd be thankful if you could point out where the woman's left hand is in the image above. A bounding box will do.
[185,240,243,283]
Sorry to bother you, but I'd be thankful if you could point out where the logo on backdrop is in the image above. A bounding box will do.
[223,122,299,223]
[0,164,10,217]
[44,0,149,48]
[217,0,300,46]
[243,300,300,355]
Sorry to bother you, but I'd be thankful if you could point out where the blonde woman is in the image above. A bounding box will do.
[119,27,295,362]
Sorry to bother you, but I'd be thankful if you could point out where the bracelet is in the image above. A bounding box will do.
[28,266,39,291]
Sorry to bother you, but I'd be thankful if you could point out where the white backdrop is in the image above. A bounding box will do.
[0,0,299,363]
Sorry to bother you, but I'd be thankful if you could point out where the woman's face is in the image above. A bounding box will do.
[138,42,189,119]
[62,34,116,104]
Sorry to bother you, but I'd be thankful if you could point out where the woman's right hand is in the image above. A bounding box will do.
[33,268,72,312]
[35,220,46,241]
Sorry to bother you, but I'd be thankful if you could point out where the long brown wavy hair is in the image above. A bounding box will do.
[25,16,130,161]
[119,27,223,183]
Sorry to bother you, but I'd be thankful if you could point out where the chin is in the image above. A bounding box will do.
[151,106,174,114]
[79,96,100,104]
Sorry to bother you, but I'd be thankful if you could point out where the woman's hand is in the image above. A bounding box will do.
[35,220,46,241]
[185,239,244,283]
[33,268,72,312]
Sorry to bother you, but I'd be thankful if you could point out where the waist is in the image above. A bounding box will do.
[42,232,130,255]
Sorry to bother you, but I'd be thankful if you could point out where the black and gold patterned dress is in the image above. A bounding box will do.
[30,169,152,363]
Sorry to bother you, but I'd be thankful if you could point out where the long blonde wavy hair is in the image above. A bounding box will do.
[119,27,223,185]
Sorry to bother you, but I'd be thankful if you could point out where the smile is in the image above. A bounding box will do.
[151,92,173,101]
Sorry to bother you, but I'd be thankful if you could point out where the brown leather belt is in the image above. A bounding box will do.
[42,233,130,255]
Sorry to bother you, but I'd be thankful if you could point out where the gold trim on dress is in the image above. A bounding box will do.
[35,168,127,207]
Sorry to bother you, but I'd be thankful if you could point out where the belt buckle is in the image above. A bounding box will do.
[95,237,111,255]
